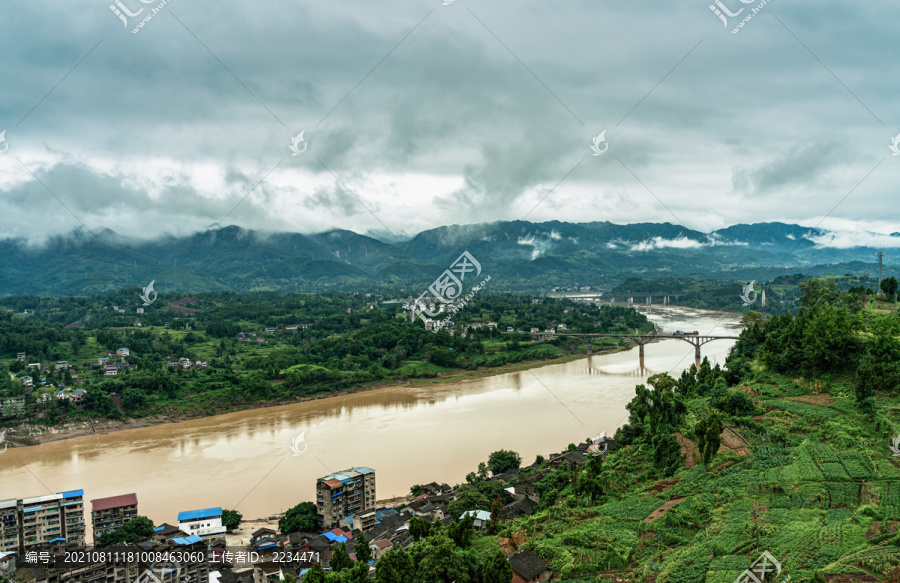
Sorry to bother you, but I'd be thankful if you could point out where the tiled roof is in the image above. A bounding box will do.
[508,550,551,580]
[92,493,138,512]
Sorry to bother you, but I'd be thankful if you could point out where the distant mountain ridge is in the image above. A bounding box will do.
[0,221,891,296]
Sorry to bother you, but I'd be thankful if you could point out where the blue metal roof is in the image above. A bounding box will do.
[49,537,67,543]
[172,534,203,545]
[153,525,164,532]
[59,490,83,499]
[351,467,375,474]
[178,507,222,521]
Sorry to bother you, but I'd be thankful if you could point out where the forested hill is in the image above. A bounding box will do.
[0,221,894,295]
[484,279,900,581]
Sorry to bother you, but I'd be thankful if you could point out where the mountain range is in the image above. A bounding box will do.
[0,221,894,296]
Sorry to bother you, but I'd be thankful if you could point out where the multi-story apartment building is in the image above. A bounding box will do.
[315,467,376,529]
[1,490,85,554]
[91,494,138,541]
[0,499,19,553]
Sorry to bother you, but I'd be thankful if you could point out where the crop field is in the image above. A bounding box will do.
[502,362,900,583]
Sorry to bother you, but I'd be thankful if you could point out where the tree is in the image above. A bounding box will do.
[278,501,317,535]
[331,543,353,572]
[487,449,522,475]
[304,564,327,583]
[375,548,415,583]
[410,532,471,583]
[447,512,475,549]
[409,484,424,497]
[355,531,371,565]
[577,454,605,505]
[122,387,147,411]
[447,488,490,520]
[222,509,242,531]
[346,561,368,583]
[881,276,898,300]
[481,548,513,583]
[409,516,430,542]
[95,515,155,546]
[695,412,724,466]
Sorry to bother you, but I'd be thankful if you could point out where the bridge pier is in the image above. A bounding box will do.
[694,344,701,368]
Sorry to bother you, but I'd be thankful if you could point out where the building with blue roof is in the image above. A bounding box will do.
[177,507,226,538]
[316,466,377,529]
[3,489,86,553]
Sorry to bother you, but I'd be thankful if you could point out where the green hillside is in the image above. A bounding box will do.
[493,280,900,582]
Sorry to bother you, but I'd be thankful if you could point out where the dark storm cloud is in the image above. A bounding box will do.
[0,0,897,243]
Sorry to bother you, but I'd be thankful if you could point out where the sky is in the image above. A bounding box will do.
[1,0,899,246]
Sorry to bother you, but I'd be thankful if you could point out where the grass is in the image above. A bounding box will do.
[499,366,900,582]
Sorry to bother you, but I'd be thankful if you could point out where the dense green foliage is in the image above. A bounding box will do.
[278,502,318,535]
[0,292,655,426]
[95,516,155,547]
[222,509,242,531]
[488,278,900,582]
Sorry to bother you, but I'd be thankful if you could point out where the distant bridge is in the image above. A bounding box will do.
[530,332,741,365]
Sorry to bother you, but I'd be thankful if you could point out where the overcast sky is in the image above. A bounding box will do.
[1,0,898,246]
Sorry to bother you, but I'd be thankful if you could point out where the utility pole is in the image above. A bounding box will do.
[877,251,885,296]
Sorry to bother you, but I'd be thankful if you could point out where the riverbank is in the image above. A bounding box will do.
[5,344,630,447]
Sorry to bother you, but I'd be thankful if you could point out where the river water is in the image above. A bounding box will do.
[0,306,741,533]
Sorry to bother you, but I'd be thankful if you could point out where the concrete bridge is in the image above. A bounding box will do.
[530,332,741,366]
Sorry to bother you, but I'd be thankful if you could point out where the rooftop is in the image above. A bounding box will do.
[178,507,222,521]
[92,493,138,512]
[508,550,551,580]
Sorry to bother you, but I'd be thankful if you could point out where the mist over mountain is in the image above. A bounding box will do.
[0,221,892,296]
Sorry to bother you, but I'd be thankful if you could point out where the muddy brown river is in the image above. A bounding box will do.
[0,306,742,534]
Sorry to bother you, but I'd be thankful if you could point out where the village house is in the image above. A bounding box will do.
[104,367,118,377]
[250,528,279,552]
[55,361,68,370]
[116,348,130,357]
[16,353,26,362]
[460,510,491,530]
[237,333,247,342]
[369,538,392,560]
[508,549,552,583]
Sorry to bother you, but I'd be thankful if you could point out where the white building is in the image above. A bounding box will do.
[460,510,492,530]
[116,348,130,357]
[177,507,227,538]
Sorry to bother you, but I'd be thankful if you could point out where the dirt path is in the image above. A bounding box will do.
[719,427,750,456]
[674,433,697,469]
[643,497,686,523]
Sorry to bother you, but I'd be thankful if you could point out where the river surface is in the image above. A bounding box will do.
[0,306,741,534]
